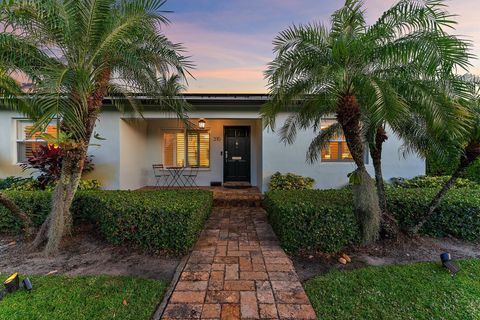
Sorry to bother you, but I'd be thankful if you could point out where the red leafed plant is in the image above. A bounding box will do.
[20,144,94,189]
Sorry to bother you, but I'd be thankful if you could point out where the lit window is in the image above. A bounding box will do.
[320,119,353,162]
[16,120,58,163]
[164,130,210,168]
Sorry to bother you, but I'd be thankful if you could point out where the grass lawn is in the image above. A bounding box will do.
[305,259,480,320]
[0,274,167,320]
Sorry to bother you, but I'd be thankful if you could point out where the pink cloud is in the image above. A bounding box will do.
[192,66,265,82]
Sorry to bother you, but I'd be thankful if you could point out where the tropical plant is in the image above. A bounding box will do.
[0,0,192,255]
[268,172,315,191]
[262,0,470,243]
[20,144,94,189]
[412,79,480,233]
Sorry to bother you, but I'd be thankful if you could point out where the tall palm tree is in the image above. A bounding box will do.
[413,78,480,233]
[263,0,471,244]
[364,75,471,234]
[0,0,192,255]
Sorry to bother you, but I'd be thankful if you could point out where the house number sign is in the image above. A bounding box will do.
[213,137,221,142]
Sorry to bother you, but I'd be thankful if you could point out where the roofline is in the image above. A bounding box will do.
[102,93,270,106]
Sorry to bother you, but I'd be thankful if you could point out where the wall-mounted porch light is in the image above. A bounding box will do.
[198,119,206,129]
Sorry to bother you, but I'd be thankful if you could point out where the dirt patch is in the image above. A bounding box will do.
[293,236,480,282]
[0,228,181,281]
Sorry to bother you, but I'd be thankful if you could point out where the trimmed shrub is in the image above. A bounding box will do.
[0,191,52,231]
[0,177,27,190]
[268,172,315,191]
[0,190,213,253]
[427,156,480,183]
[3,178,101,191]
[94,190,212,252]
[264,190,359,254]
[390,175,478,189]
[388,188,480,241]
[264,188,480,254]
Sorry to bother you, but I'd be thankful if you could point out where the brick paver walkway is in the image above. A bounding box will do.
[161,205,316,319]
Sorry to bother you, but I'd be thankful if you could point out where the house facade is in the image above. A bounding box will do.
[0,94,425,191]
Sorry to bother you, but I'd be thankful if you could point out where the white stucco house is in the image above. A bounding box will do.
[0,94,425,191]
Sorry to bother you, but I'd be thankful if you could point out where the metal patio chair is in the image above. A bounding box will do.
[152,164,170,187]
[182,165,200,187]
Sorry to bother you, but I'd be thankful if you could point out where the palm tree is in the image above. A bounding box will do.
[364,75,471,234]
[0,0,192,255]
[263,0,471,244]
[412,78,480,233]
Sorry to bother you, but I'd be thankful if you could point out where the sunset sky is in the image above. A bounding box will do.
[162,0,480,93]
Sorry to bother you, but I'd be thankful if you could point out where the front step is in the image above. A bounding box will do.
[213,196,263,207]
[223,182,252,189]
[212,187,263,207]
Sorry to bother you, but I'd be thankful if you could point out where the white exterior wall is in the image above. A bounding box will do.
[139,118,262,189]
[0,108,425,191]
[262,113,426,191]
[0,111,28,177]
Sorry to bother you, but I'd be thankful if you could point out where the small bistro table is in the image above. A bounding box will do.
[166,166,185,187]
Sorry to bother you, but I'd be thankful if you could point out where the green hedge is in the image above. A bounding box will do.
[427,156,480,183]
[268,172,315,191]
[390,175,478,189]
[387,188,480,241]
[264,188,480,254]
[0,190,213,253]
[263,190,360,254]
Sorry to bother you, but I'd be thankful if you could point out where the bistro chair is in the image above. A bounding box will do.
[152,164,170,187]
[182,165,200,187]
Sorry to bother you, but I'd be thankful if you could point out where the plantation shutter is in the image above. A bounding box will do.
[164,132,185,167]
[164,133,175,166]
[176,133,185,166]
[320,119,353,162]
[163,130,210,168]
[16,121,57,163]
[187,131,199,166]
[199,132,210,167]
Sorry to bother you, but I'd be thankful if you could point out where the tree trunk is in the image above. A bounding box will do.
[31,68,110,255]
[32,148,85,255]
[337,95,381,244]
[370,127,388,214]
[351,168,382,244]
[0,192,33,237]
[411,142,480,234]
[369,127,399,238]
[44,149,85,255]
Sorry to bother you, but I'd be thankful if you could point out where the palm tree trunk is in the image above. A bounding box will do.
[370,127,400,238]
[31,148,86,254]
[411,142,480,234]
[31,68,110,255]
[370,127,388,214]
[0,192,33,237]
[337,95,381,244]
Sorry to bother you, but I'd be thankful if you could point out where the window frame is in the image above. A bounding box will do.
[15,119,58,164]
[320,119,354,163]
[163,129,211,169]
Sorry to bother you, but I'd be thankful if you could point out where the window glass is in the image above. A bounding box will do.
[16,120,57,163]
[187,131,198,166]
[320,119,353,162]
[163,130,209,168]
[199,132,210,167]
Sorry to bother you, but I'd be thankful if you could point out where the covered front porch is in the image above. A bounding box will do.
[118,117,263,190]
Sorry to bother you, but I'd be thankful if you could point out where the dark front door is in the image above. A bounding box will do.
[224,126,251,182]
